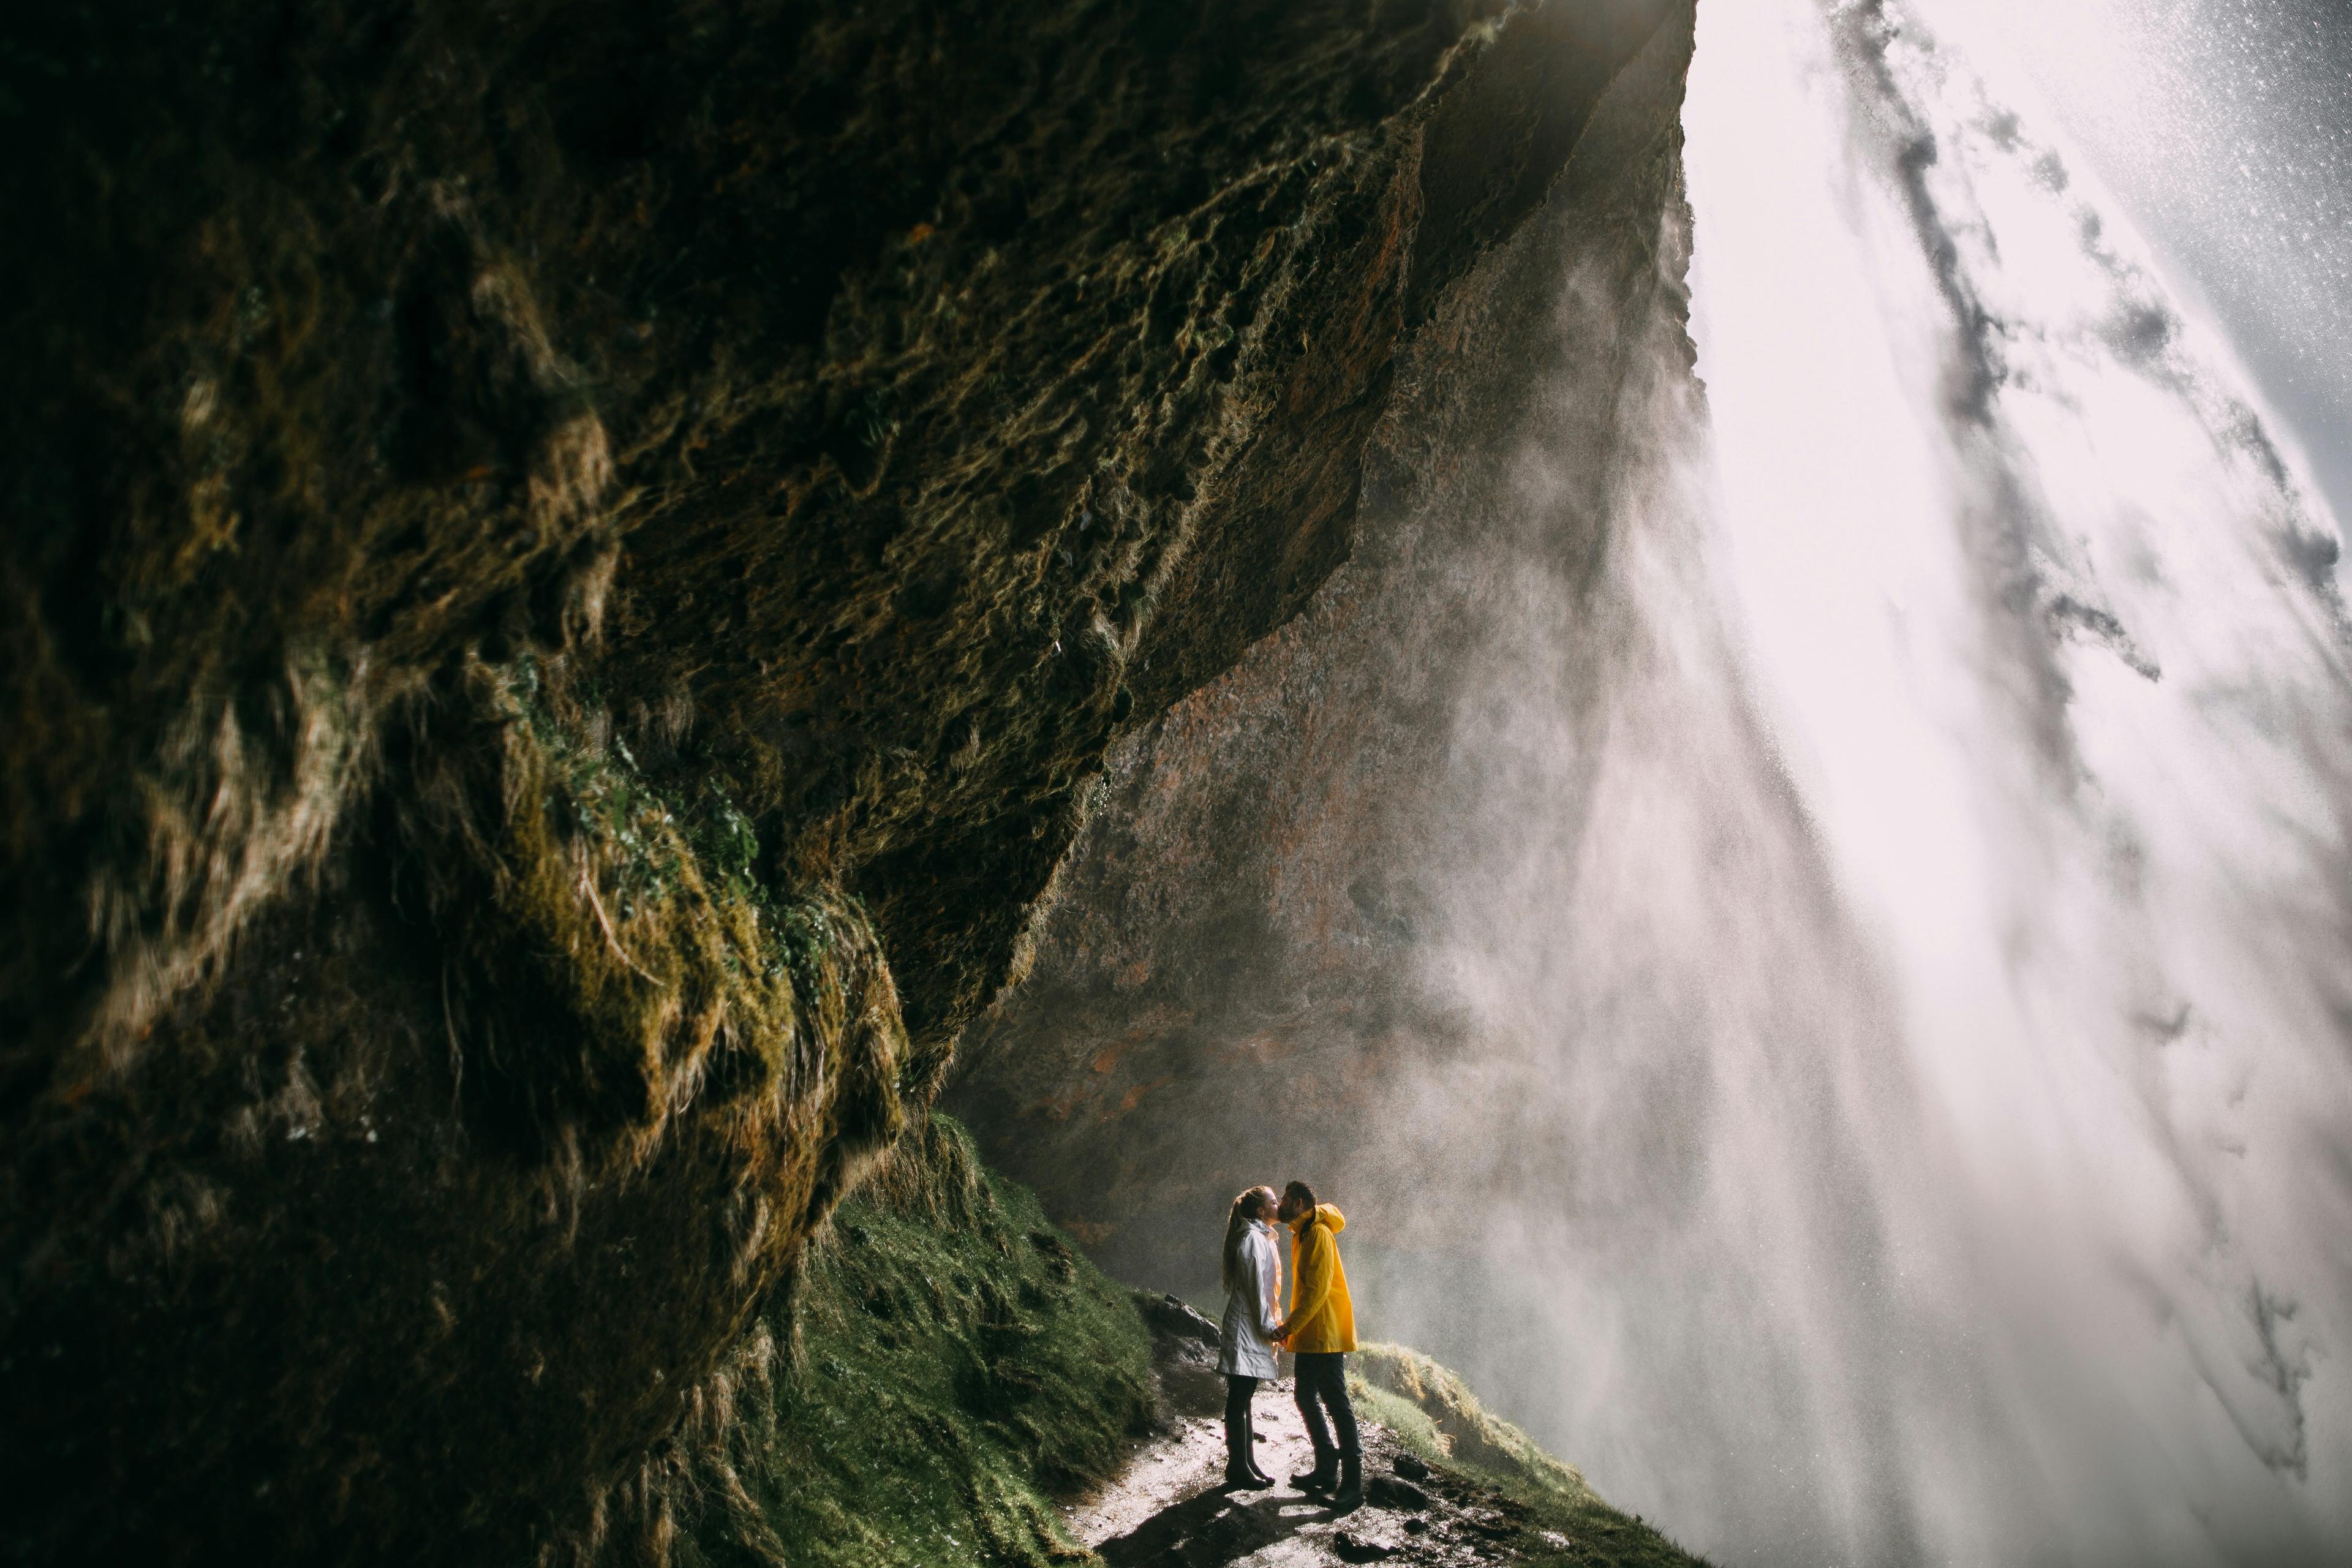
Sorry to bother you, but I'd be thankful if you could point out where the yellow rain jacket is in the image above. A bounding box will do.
[1283,1204,1357,1354]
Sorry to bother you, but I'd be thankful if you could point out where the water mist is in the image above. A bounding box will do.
[1363,1,2352,1562]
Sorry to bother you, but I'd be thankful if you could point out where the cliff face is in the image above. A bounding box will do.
[948,4,1698,1290]
[0,2,1678,1564]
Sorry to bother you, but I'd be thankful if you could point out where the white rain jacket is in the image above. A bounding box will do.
[1217,1218,1283,1378]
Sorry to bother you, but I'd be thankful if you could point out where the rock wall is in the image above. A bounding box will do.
[0,2,1676,1563]
[949,2,1698,1289]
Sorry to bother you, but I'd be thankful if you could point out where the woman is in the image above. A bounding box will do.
[1216,1185,1285,1490]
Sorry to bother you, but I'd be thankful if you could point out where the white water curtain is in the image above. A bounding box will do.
[1661,0,2352,1558]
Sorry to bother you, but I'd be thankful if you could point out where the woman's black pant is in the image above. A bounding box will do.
[1224,1374,1259,1433]
[1224,1373,1264,1475]
[1292,1352,1360,1457]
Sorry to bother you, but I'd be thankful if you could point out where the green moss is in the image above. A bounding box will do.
[660,1114,1155,1568]
[1352,1343,1713,1568]
[399,655,911,1167]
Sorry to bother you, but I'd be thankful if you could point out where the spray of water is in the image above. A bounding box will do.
[1359,1,2352,1562]
[1904,0,2352,530]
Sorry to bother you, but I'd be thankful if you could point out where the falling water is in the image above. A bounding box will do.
[1685,0,2352,1557]
[1359,1,2352,1563]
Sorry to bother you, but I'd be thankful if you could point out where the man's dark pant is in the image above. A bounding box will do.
[1292,1352,1360,1458]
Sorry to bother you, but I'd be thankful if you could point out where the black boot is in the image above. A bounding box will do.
[1328,1452,1363,1513]
[1291,1444,1338,1494]
[1243,1408,1276,1486]
[1224,1418,1273,1490]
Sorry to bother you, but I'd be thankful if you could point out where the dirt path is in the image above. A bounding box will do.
[1057,1300,1579,1567]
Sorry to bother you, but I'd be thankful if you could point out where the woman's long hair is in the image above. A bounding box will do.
[1221,1186,1278,1297]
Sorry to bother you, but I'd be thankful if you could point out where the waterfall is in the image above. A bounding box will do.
[1585,0,2347,1559]
[1376,1,2351,1562]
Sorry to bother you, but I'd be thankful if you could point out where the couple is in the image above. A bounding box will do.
[1216,1180,1362,1510]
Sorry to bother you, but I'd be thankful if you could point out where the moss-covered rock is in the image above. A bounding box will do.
[654,1114,1155,1568]
[0,2,1683,1562]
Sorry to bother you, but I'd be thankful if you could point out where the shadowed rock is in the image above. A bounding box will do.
[0,1,1681,1564]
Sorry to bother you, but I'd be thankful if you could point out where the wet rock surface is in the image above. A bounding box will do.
[1,2,1681,1562]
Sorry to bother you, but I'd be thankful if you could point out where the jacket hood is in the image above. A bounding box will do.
[1293,1202,1345,1234]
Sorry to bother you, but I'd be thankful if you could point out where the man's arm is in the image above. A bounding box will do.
[1285,1227,1333,1338]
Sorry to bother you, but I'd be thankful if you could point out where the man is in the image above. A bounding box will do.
[1275,1179,1361,1511]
